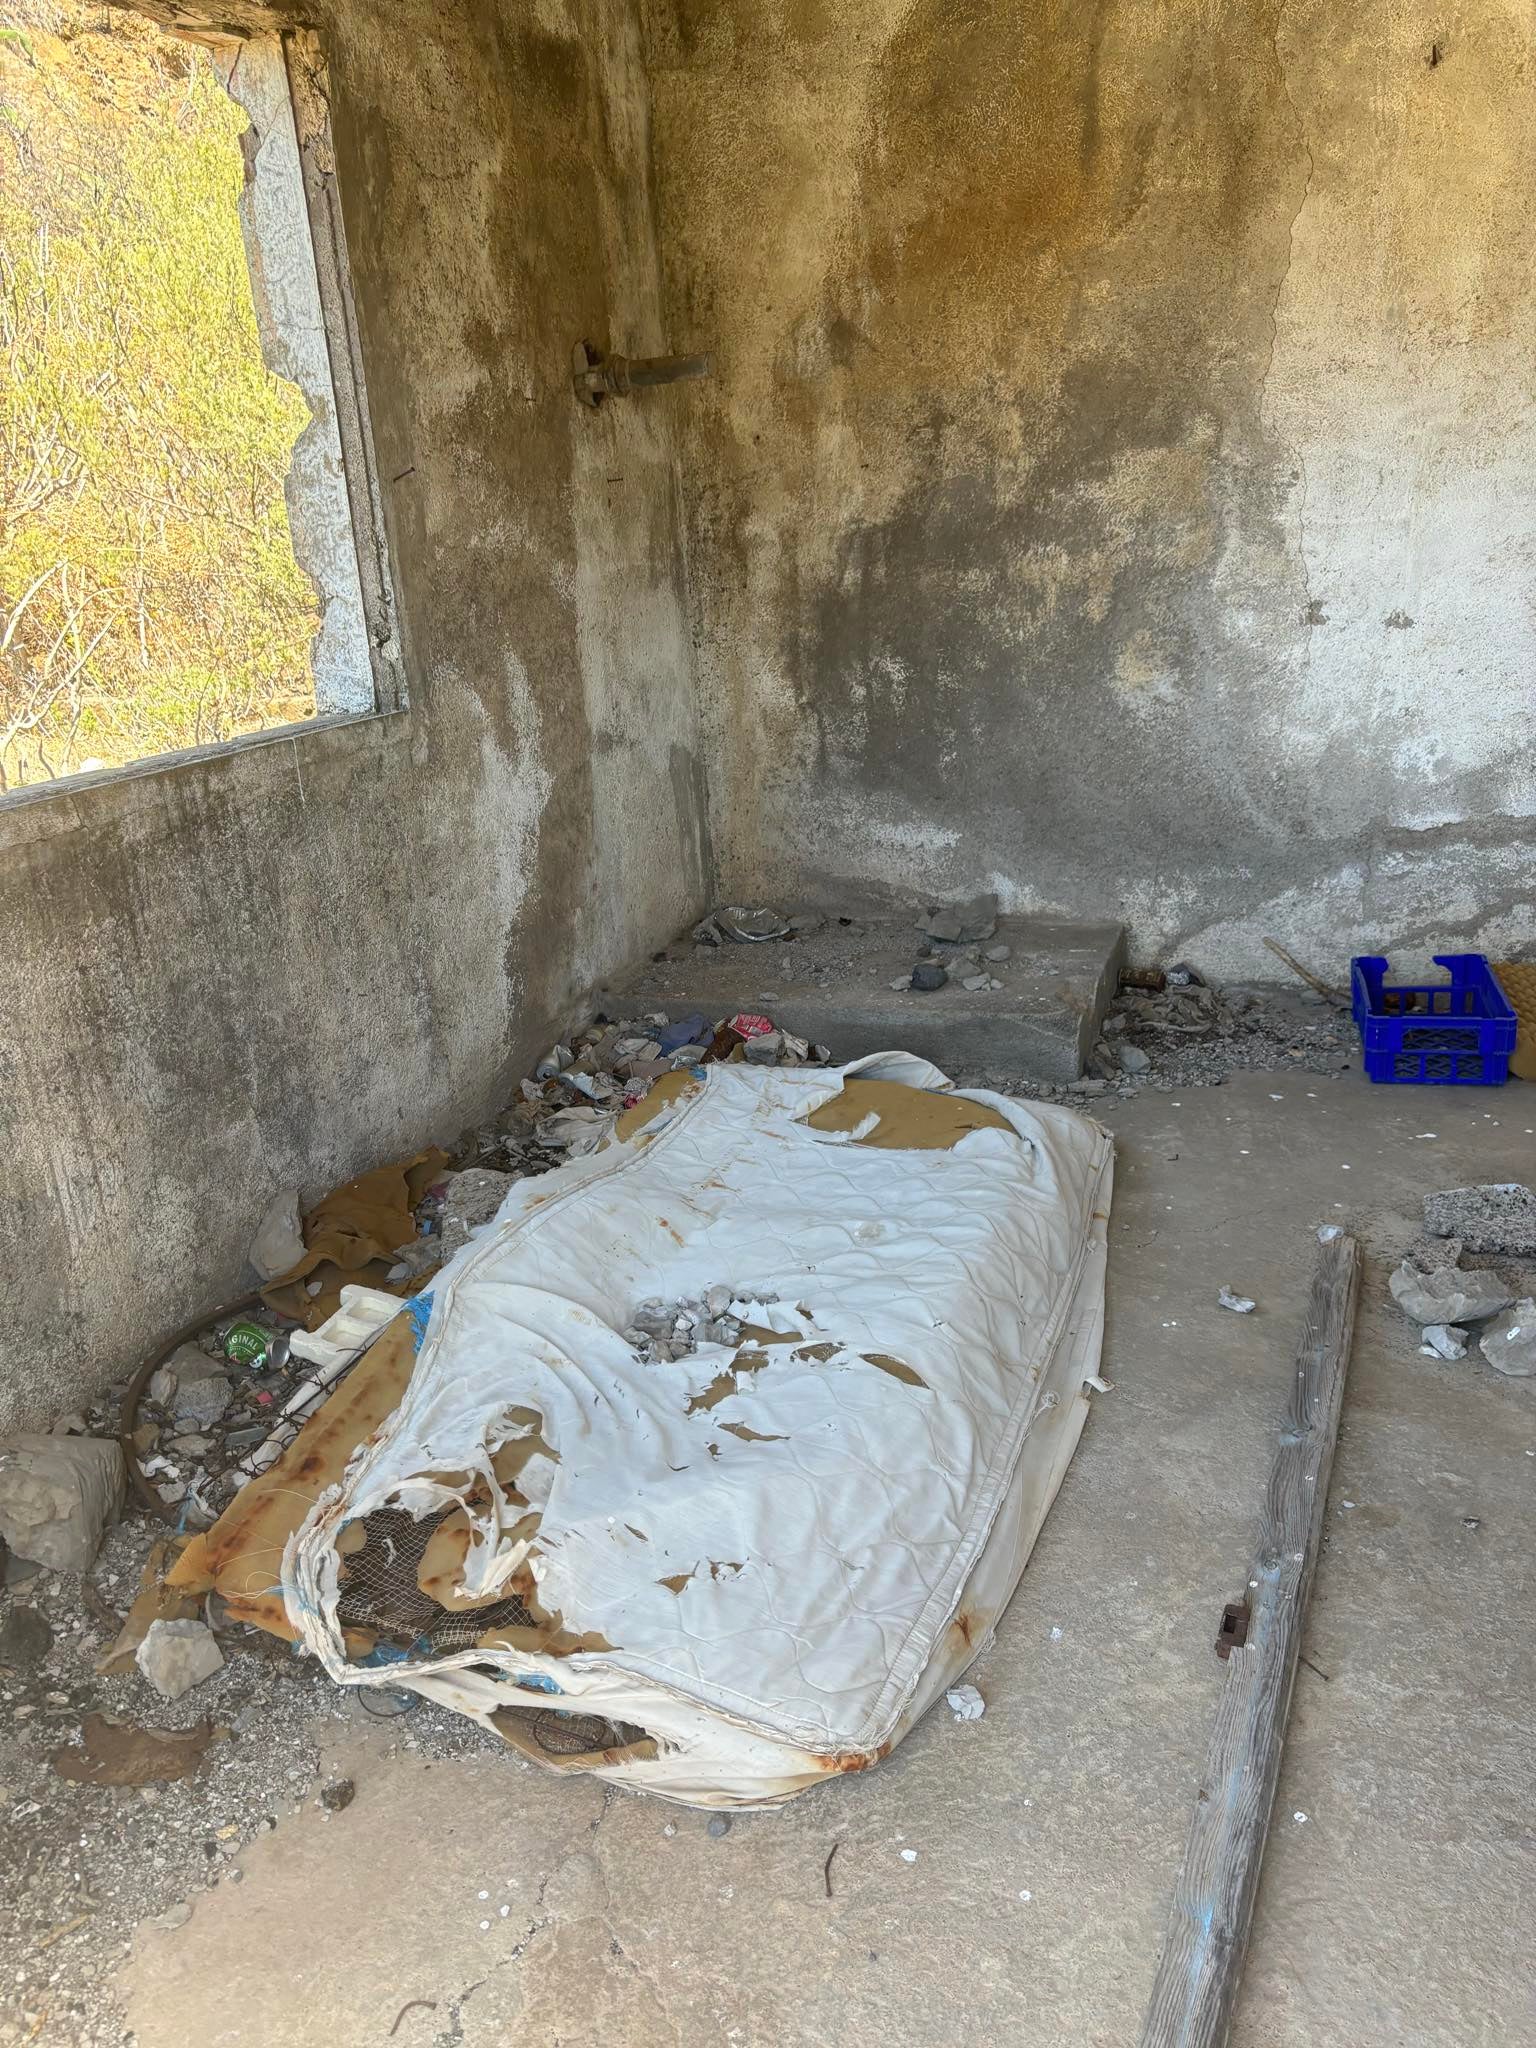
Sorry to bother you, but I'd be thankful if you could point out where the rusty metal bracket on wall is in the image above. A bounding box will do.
[571,341,713,409]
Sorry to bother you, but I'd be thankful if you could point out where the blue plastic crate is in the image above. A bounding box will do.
[1350,953,1516,1086]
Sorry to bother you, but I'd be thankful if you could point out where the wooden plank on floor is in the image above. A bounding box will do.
[1139,1227,1361,2048]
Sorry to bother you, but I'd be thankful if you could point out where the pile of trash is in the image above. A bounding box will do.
[494,1008,831,1162]
[1387,1182,1536,1378]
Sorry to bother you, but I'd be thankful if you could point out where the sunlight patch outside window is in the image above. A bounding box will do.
[0,2,376,791]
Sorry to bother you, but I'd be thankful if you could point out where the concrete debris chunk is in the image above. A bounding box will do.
[1388,1259,1515,1327]
[247,1187,306,1282]
[920,892,997,943]
[0,1433,124,1573]
[1478,1301,1536,1378]
[1118,1043,1151,1073]
[135,1618,224,1700]
[1422,1183,1536,1259]
[1419,1323,1469,1361]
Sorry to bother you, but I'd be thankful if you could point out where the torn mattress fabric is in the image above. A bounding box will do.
[283,1052,1114,1806]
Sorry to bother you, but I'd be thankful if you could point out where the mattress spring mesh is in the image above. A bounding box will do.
[335,1505,641,1755]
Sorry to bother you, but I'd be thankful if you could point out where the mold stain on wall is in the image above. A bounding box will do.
[648,0,1536,972]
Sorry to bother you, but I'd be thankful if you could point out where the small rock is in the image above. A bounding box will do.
[136,1618,224,1700]
[1388,1259,1514,1327]
[1068,1077,1107,1096]
[320,1778,355,1811]
[945,1683,985,1721]
[1118,1044,1151,1074]
[887,975,913,992]
[910,962,948,993]
[1218,1287,1256,1314]
[50,1413,89,1436]
[2,1542,42,1588]
[962,974,991,993]
[1419,1324,1468,1361]
[704,1285,733,1318]
[148,1368,178,1408]
[0,1604,53,1670]
[707,1814,732,1837]
[1478,1300,1536,1378]
[984,945,1011,963]
[149,1900,193,1932]
[923,910,963,943]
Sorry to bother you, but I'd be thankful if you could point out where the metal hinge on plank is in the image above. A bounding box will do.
[1215,1594,1251,1660]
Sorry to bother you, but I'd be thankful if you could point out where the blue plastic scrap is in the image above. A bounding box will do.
[655,1013,711,1055]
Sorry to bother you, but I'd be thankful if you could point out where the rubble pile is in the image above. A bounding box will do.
[1092,973,1355,1089]
[889,894,1010,994]
[1386,1185,1536,1379]
[622,1285,768,1361]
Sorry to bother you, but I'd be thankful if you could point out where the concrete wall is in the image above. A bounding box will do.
[646,0,1536,976]
[0,0,708,1431]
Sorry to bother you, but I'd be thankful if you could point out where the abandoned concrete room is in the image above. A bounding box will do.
[1,0,1533,2043]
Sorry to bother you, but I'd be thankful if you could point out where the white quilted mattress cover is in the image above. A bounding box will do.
[286,1052,1114,1805]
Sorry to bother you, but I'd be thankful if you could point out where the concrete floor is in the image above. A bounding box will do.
[114,1071,1536,2047]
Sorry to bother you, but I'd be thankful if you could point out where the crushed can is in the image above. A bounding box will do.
[223,1320,290,1372]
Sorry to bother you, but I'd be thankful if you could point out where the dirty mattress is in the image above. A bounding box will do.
[181,1052,1114,1805]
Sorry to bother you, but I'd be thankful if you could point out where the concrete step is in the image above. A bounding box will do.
[607,912,1127,1084]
